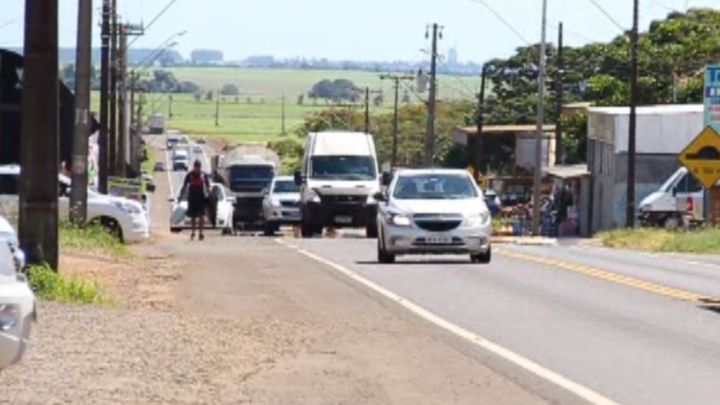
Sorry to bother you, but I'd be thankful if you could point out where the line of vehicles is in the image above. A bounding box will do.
[169,131,494,264]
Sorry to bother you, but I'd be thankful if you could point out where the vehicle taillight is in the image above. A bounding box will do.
[687,197,694,212]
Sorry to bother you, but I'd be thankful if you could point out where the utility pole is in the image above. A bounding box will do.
[116,24,127,176]
[363,87,383,134]
[70,0,93,224]
[99,0,111,193]
[424,23,442,167]
[531,0,549,237]
[168,93,173,119]
[215,89,220,126]
[281,94,286,135]
[109,0,118,175]
[20,0,60,269]
[381,74,415,171]
[627,0,640,228]
[474,66,488,180]
[555,22,565,166]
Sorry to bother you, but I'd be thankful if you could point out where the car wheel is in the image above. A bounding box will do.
[663,215,681,230]
[263,223,276,237]
[365,224,378,239]
[170,227,182,233]
[91,217,124,242]
[471,247,492,264]
[377,238,395,264]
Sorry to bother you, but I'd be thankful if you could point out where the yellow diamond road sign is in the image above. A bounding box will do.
[679,126,720,189]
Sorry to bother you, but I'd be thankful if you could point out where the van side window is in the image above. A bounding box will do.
[674,174,702,193]
[0,174,19,195]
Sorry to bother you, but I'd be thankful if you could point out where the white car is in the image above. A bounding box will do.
[374,169,493,264]
[0,221,35,374]
[170,182,233,235]
[262,176,301,236]
[0,216,26,272]
[0,166,150,244]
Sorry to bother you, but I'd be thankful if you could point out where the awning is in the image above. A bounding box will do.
[544,164,589,179]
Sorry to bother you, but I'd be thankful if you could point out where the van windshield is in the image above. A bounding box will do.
[659,169,686,192]
[309,156,376,180]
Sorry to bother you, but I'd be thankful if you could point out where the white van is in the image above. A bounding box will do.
[172,149,189,172]
[639,167,705,228]
[294,131,381,238]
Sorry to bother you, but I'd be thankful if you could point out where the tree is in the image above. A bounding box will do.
[205,90,214,101]
[179,81,201,94]
[308,78,360,102]
[373,94,384,107]
[220,83,240,96]
[297,94,305,105]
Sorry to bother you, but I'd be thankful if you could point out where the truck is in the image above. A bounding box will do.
[294,131,381,238]
[211,144,280,233]
[149,113,166,135]
[639,167,707,229]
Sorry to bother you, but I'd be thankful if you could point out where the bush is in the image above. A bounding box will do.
[60,221,129,258]
[27,264,105,304]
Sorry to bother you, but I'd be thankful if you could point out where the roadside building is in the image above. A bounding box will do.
[587,104,703,233]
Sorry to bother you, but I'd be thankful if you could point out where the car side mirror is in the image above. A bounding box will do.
[381,171,392,187]
[294,170,303,186]
[372,191,386,202]
[14,249,26,271]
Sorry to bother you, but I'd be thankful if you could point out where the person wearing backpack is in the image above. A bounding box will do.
[180,159,211,241]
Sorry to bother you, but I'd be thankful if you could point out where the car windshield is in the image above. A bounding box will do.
[393,174,478,200]
[229,165,274,181]
[273,180,299,193]
[309,156,376,180]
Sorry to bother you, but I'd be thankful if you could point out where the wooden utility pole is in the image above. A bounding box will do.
[20,0,60,269]
[99,0,111,193]
[215,89,220,126]
[380,74,414,171]
[281,94,286,135]
[109,0,118,175]
[627,0,640,227]
[70,0,93,224]
[531,0,549,236]
[363,87,383,134]
[424,23,442,167]
[116,24,127,176]
[555,22,565,166]
[168,94,173,119]
[474,66,488,180]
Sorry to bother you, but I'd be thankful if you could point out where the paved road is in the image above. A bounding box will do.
[148,132,212,198]
[282,237,720,405]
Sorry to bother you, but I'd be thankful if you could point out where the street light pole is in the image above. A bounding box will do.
[70,0,93,224]
[531,0,549,236]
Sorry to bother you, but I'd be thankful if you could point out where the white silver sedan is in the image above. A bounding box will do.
[0,221,35,374]
[170,182,234,235]
[374,169,492,264]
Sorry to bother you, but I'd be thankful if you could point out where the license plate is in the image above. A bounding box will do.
[335,216,352,224]
[425,235,452,244]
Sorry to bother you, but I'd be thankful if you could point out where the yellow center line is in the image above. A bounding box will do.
[498,249,715,303]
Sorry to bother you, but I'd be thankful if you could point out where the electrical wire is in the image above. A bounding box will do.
[464,0,533,46]
[585,0,627,32]
[0,15,22,31]
[129,0,184,47]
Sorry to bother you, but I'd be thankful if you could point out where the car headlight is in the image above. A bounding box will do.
[306,189,321,203]
[271,198,282,207]
[0,304,18,331]
[640,203,650,212]
[385,212,411,227]
[464,211,490,227]
[113,201,142,214]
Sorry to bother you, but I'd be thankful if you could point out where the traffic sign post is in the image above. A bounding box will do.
[701,64,720,226]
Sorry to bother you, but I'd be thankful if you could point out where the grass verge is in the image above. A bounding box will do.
[599,227,720,254]
[140,144,156,174]
[60,221,130,258]
[27,264,106,304]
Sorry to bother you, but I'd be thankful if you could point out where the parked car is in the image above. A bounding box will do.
[169,182,233,235]
[0,216,25,272]
[140,172,156,192]
[0,220,35,374]
[153,162,166,172]
[373,168,493,264]
[262,176,301,236]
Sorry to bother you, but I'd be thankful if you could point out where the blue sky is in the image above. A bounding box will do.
[0,0,717,62]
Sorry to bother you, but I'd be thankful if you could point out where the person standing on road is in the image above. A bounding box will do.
[180,159,211,241]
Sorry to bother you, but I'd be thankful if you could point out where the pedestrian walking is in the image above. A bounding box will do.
[180,159,211,241]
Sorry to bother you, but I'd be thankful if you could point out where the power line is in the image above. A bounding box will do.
[129,0,183,47]
[465,0,532,46]
[0,15,22,31]
[586,0,627,32]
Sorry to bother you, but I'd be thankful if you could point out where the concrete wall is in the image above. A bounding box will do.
[588,139,616,233]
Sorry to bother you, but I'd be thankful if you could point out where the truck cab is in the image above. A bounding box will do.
[639,167,704,228]
[214,155,276,232]
[294,131,381,238]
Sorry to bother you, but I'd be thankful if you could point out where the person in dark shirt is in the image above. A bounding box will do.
[180,160,211,241]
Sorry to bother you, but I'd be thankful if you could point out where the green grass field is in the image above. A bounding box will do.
[92,67,480,144]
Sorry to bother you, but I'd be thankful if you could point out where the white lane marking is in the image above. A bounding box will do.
[164,139,175,198]
[274,238,622,405]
